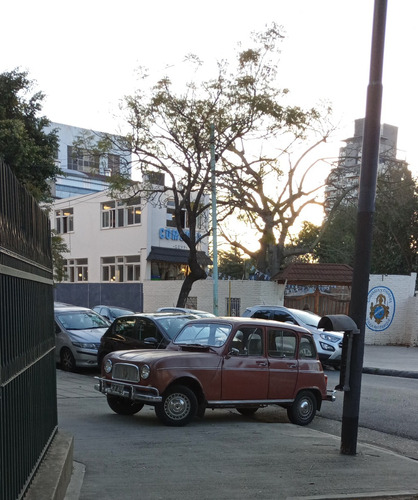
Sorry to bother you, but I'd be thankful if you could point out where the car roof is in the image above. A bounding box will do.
[93,305,134,310]
[114,312,199,320]
[179,316,311,334]
[54,303,92,313]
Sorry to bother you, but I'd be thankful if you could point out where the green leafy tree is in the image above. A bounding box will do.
[218,248,253,280]
[0,68,60,201]
[51,231,69,282]
[296,163,418,274]
[108,24,330,305]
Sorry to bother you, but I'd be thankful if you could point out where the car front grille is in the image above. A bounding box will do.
[112,363,140,382]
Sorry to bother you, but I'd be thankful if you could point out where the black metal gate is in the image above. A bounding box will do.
[0,161,57,500]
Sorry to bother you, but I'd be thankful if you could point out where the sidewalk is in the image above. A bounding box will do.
[34,345,418,500]
[363,344,418,378]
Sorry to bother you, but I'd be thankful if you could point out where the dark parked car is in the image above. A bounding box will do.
[97,313,198,366]
[92,305,136,322]
[95,317,335,426]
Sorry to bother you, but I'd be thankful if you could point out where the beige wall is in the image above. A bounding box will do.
[143,279,285,316]
[144,273,418,346]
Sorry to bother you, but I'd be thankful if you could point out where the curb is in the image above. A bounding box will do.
[363,367,418,379]
[25,431,74,500]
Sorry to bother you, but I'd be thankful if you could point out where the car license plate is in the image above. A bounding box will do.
[110,383,125,396]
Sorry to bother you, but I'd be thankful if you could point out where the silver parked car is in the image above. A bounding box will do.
[157,307,215,318]
[242,305,343,368]
[55,303,110,371]
[92,305,135,322]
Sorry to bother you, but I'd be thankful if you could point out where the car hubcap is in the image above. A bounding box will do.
[299,399,312,418]
[165,393,190,420]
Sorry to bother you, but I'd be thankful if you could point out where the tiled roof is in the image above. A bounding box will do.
[273,263,353,285]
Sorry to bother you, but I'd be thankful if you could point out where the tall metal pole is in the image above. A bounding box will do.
[210,124,219,315]
[341,0,388,455]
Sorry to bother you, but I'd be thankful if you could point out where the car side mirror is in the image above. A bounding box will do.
[228,347,240,356]
[144,337,158,345]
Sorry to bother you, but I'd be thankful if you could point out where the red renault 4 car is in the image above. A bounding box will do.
[95,317,335,426]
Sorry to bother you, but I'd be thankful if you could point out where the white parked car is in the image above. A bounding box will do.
[242,305,343,369]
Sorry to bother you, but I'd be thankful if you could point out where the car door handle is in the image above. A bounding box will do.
[288,364,297,369]
[256,361,268,367]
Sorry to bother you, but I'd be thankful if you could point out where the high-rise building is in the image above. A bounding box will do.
[324,118,407,211]
[45,122,131,199]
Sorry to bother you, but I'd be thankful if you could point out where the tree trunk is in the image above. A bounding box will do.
[176,257,207,307]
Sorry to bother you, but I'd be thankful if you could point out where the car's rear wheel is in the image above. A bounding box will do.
[60,347,76,372]
[237,407,259,416]
[287,390,317,425]
[155,385,197,426]
[107,395,144,415]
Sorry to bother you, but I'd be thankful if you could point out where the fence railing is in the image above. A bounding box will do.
[0,160,56,500]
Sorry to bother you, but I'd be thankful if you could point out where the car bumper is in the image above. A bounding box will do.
[326,389,336,402]
[318,352,341,366]
[94,377,162,404]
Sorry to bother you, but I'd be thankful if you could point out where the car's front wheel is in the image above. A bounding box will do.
[155,385,197,426]
[107,395,144,415]
[287,391,317,425]
[60,347,76,372]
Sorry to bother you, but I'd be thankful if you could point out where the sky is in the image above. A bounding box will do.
[2,0,417,176]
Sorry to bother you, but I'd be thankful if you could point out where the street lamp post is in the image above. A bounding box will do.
[341,0,388,455]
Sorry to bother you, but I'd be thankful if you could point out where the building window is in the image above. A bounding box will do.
[166,199,188,228]
[67,146,100,173]
[107,154,120,175]
[225,297,240,316]
[101,198,141,229]
[185,296,198,309]
[55,208,74,234]
[101,255,141,282]
[64,258,88,282]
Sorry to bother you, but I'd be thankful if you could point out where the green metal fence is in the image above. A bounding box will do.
[0,160,57,500]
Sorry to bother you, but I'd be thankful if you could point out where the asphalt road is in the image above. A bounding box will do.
[309,369,418,460]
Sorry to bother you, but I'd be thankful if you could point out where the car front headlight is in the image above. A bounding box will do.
[73,342,98,350]
[319,342,336,352]
[320,333,341,343]
[140,364,150,380]
[104,359,113,374]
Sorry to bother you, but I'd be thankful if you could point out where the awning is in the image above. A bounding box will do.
[147,246,212,266]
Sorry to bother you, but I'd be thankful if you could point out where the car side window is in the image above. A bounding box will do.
[251,310,270,320]
[230,327,263,355]
[268,329,297,358]
[114,318,137,338]
[137,319,158,341]
[299,335,316,359]
[271,312,297,324]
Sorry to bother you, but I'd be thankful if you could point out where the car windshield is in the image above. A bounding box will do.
[174,323,231,347]
[110,307,134,317]
[56,311,109,330]
[155,315,197,339]
[289,309,321,328]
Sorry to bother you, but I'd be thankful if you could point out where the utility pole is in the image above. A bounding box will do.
[341,0,388,455]
[210,123,218,315]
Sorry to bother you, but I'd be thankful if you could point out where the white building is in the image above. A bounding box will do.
[52,189,210,285]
